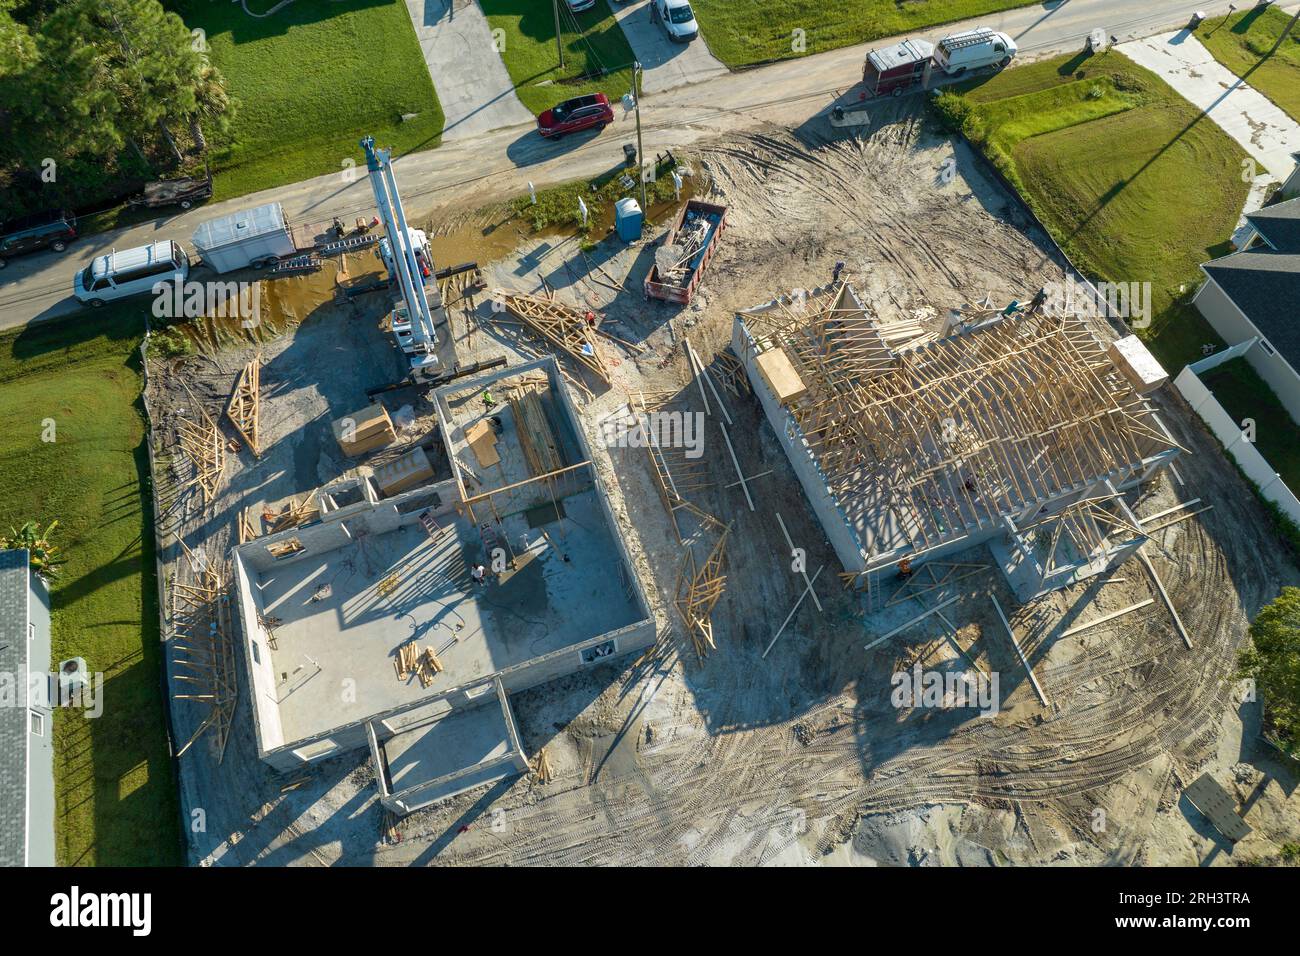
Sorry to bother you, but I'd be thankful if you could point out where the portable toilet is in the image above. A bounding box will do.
[615,197,643,242]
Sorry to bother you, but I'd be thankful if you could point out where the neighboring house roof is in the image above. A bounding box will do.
[1246,196,1300,251]
[0,549,31,867]
[1203,250,1300,362]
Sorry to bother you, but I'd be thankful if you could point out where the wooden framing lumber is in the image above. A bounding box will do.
[1137,550,1193,649]
[1058,599,1154,638]
[864,595,958,651]
[225,356,262,457]
[774,512,823,612]
[499,291,611,385]
[740,283,1182,572]
[169,544,237,761]
[673,525,731,659]
[989,595,1049,706]
[763,565,824,659]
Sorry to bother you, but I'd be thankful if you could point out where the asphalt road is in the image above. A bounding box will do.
[0,0,1288,330]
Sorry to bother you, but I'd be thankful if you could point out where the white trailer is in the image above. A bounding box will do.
[191,202,299,274]
[932,27,1017,75]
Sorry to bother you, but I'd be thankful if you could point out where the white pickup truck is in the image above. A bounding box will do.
[932,27,1017,75]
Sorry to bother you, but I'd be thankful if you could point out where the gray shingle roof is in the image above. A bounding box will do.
[1204,250,1300,365]
[0,549,31,867]
[1247,197,1300,252]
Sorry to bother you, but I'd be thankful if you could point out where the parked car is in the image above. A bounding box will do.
[537,93,614,139]
[73,240,189,308]
[0,209,77,269]
[932,27,1016,75]
[652,0,698,42]
[565,0,596,11]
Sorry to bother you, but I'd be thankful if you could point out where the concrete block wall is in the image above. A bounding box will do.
[732,315,867,575]
[232,553,284,753]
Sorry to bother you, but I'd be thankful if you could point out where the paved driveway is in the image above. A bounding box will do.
[1117,30,1300,179]
[404,0,534,141]
[607,0,727,94]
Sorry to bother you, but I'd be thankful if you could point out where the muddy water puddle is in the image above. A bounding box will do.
[180,250,382,352]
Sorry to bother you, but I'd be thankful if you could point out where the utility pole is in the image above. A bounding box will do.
[553,0,564,69]
[633,61,647,212]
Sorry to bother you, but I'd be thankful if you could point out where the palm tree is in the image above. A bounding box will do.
[1,520,67,580]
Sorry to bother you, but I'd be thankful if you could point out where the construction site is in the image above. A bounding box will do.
[147,103,1299,867]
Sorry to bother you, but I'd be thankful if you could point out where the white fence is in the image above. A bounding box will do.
[1174,362,1300,524]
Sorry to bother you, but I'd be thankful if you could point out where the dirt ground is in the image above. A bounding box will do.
[151,102,1300,867]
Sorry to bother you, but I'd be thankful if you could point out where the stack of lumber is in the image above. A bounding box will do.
[331,403,396,457]
[531,747,554,784]
[509,387,564,477]
[373,446,435,497]
[395,641,443,687]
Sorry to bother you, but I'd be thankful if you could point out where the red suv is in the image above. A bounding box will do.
[537,93,614,139]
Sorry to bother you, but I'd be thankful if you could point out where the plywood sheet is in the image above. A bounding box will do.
[374,446,435,497]
[755,347,807,404]
[465,419,500,468]
[332,404,395,456]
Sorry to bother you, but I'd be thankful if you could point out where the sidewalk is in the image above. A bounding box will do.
[606,0,727,94]
[403,0,534,141]
[1117,30,1300,179]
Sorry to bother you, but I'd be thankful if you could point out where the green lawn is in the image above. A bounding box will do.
[1201,356,1300,495]
[0,309,180,865]
[167,0,444,200]
[479,0,638,115]
[1195,6,1300,125]
[936,52,1250,372]
[690,0,1038,68]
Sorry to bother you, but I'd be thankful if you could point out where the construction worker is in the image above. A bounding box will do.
[471,564,487,587]
[482,390,496,410]
[832,260,845,283]
[1027,286,1048,316]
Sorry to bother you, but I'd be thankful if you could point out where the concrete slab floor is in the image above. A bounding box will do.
[383,699,512,793]
[255,490,639,744]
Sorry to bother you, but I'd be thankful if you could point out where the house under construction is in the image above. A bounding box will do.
[732,283,1181,600]
[230,358,653,812]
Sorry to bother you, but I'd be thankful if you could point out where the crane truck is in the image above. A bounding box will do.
[360,136,446,381]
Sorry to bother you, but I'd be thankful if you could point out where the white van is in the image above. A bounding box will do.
[74,240,189,308]
[933,27,1017,75]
